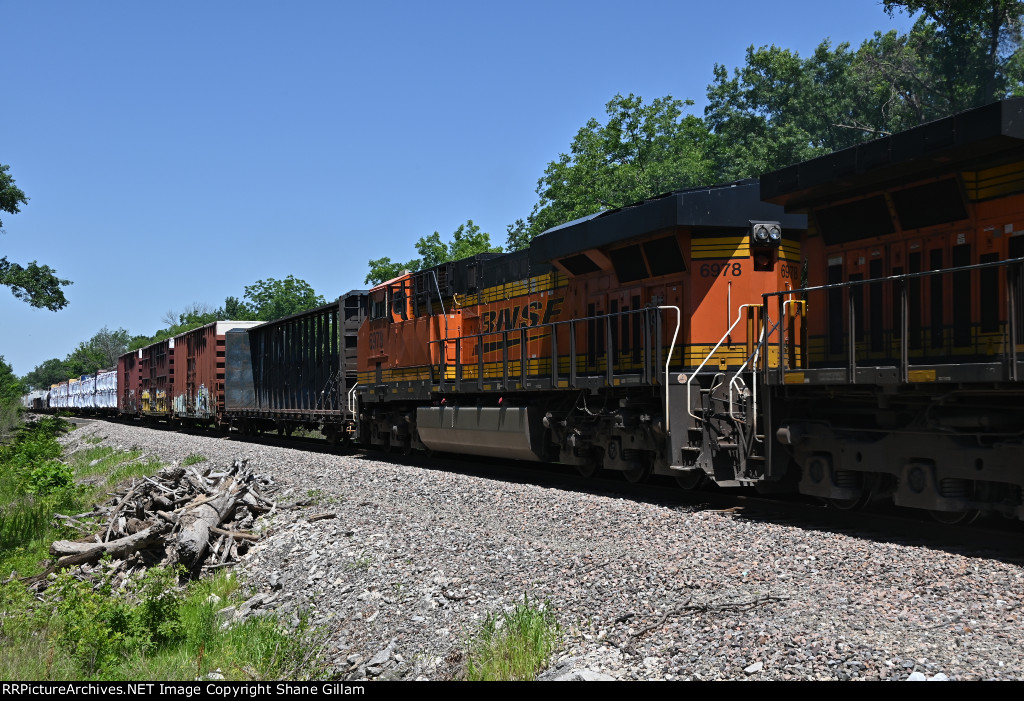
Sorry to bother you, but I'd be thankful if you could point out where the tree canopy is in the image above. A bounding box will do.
[884,0,1024,110]
[237,275,327,321]
[365,220,501,285]
[0,355,24,404]
[497,3,1024,251]
[515,94,716,248]
[22,358,71,390]
[0,164,72,311]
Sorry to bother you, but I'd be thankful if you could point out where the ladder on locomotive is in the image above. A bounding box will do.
[687,304,779,465]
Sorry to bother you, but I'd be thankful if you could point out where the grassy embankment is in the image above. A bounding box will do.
[0,407,564,681]
[0,410,326,681]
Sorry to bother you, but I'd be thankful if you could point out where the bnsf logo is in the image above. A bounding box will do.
[481,297,564,334]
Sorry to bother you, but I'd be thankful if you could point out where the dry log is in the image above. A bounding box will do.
[104,481,142,542]
[156,510,178,524]
[209,526,260,542]
[176,480,238,570]
[50,522,171,567]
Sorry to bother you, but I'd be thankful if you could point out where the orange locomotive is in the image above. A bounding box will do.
[356,181,806,487]
[761,97,1024,521]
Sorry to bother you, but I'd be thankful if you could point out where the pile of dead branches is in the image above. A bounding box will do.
[37,458,279,587]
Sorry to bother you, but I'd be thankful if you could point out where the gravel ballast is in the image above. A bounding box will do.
[59,421,1024,681]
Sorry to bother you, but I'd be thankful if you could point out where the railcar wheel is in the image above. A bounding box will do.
[929,509,981,525]
[674,469,706,491]
[382,435,393,454]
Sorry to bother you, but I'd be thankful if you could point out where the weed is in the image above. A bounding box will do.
[347,551,372,571]
[464,595,561,681]
[182,453,207,466]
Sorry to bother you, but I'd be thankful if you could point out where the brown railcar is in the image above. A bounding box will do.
[139,338,174,419]
[117,349,143,416]
[172,320,261,426]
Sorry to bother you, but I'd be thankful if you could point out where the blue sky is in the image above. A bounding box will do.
[0,0,916,376]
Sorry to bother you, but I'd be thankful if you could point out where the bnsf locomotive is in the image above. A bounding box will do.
[33,98,1024,524]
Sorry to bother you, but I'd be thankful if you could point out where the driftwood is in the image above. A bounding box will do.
[177,482,239,570]
[210,526,260,541]
[35,456,283,592]
[50,522,171,567]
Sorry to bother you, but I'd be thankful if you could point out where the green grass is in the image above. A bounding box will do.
[182,453,206,466]
[0,417,327,681]
[1,567,326,681]
[464,596,561,681]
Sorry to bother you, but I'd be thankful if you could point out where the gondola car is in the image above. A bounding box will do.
[225,293,366,442]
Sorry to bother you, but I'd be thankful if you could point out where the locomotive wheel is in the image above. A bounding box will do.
[622,458,652,484]
[576,458,601,479]
[674,469,706,491]
[825,473,875,511]
[929,509,981,525]
[827,494,871,511]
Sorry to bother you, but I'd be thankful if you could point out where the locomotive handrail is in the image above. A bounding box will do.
[762,255,1024,296]
[760,256,1024,385]
[687,304,759,424]
[658,305,681,435]
[347,383,359,418]
[428,305,679,408]
[727,321,767,422]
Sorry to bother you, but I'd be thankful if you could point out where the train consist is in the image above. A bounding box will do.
[29,98,1024,524]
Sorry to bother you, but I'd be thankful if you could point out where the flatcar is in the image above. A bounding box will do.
[43,369,118,415]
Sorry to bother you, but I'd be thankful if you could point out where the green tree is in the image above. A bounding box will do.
[520,94,716,248]
[364,220,502,285]
[704,41,879,181]
[0,355,24,403]
[0,164,71,310]
[363,256,416,286]
[62,327,131,376]
[22,358,70,390]
[223,295,255,321]
[706,5,1024,181]
[884,0,1024,109]
[239,275,326,321]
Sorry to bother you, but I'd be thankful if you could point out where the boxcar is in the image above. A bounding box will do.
[172,320,261,427]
